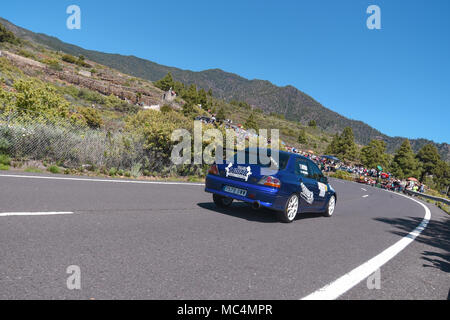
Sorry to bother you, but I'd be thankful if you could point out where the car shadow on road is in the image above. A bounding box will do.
[374,215,450,275]
[197,202,323,223]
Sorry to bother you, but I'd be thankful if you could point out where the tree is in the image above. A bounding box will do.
[336,127,358,161]
[154,73,175,92]
[181,102,197,119]
[325,133,340,155]
[182,84,198,105]
[216,107,227,122]
[390,139,420,179]
[244,113,258,131]
[360,140,388,169]
[432,160,450,194]
[308,120,317,128]
[298,129,307,145]
[198,88,208,110]
[416,144,441,182]
[0,23,19,44]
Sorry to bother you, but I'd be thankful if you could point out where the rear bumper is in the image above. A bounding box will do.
[205,174,286,211]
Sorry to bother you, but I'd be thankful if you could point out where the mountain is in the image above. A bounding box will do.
[1,17,448,161]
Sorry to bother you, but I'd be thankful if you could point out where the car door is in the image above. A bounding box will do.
[294,158,320,210]
[306,161,327,210]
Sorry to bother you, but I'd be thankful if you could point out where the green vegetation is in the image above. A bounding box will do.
[0,26,448,194]
[24,167,43,173]
[216,107,227,121]
[5,18,447,161]
[62,54,90,68]
[390,139,421,179]
[360,140,389,169]
[416,144,440,181]
[244,113,258,131]
[47,165,61,174]
[330,170,353,181]
[42,58,63,71]
[0,23,20,44]
[298,129,307,145]
[0,153,10,170]
[160,104,173,113]
[79,107,103,129]
[325,127,358,162]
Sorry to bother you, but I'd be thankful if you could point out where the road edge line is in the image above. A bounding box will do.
[301,191,431,300]
[0,174,204,186]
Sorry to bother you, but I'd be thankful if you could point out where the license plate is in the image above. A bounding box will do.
[223,185,247,197]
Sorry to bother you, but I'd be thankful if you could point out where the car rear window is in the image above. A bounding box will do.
[232,149,290,170]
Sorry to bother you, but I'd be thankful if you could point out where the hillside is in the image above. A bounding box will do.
[0,16,448,161]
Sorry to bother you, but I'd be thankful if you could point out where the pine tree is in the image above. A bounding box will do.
[360,140,388,169]
[182,84,198,105]
[390,139,420,179]
[325,133,340,155]
[336,127,358,161]
[198,88,208,110]
[216,107,227,121]
[154,73,175,92]
[244,113,258,131]
[298,129,307,145]
[432,160,450,193]
[416,144,441,182]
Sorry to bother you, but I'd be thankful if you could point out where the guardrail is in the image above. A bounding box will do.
[404,190,450,205]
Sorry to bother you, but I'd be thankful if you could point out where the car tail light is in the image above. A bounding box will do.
[259,176,281,188]
[208,164,219,175]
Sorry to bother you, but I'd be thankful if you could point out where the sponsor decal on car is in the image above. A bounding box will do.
[318,182,328,197]
[300,183,314,204]
[225,163,252,181]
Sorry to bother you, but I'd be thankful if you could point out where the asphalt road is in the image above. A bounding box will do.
[0,172,448,300]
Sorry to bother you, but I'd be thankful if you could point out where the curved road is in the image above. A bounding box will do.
[0,172,448,299]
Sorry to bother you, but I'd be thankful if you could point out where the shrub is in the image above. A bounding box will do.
[109,167,118,176]
[160,104,173,113]
[18,49,36,59]
[47,165,61,174]
[0,153,10,166]
[79,107,103,129]
[105,94,138,113]
[42,58,63,71]
[130,163,142,177]
[25,167,43,173]
[0,23,20,44]
[330,170,353,181]
[61,54,78,64]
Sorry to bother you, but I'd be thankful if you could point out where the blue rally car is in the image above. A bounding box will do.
[205,148,337,223]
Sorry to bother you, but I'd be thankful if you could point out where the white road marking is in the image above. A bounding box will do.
[301,192,431,300]
[0,212,74,217]
[362,195,369,198]
[0,174,204,186]
[361,188,367,191]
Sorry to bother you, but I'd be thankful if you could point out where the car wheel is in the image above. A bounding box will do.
[323,195,336,217]
[213,194,233,208]
[279,194,299,223]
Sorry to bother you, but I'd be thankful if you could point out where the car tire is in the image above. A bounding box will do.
[279,193,299,223]
[323,195,336,217]
[213,194,233,208]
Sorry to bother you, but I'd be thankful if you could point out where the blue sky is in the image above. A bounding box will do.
[1,0,449,143]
